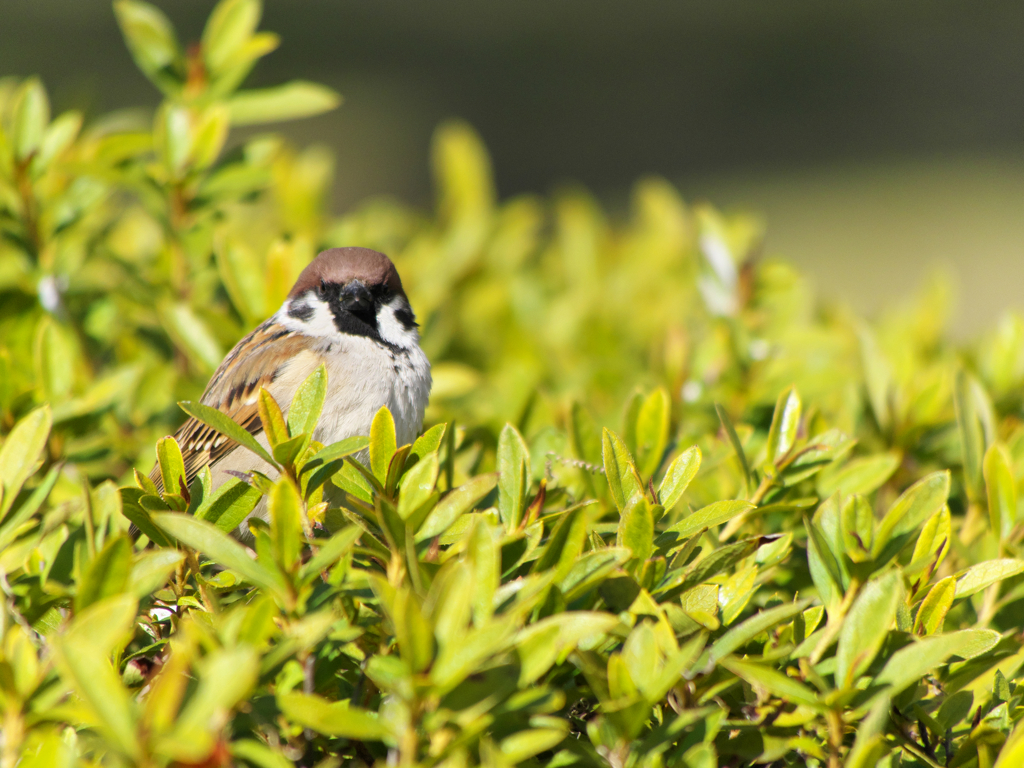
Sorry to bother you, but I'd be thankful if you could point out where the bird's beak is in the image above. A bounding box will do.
[340,279,374,316]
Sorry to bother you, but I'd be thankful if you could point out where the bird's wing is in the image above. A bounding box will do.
[150,321,313,491]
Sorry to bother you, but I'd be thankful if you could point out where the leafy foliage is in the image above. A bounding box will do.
[4,2,1024,768]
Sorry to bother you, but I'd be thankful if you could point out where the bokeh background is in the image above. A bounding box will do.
[5,0,1023,333]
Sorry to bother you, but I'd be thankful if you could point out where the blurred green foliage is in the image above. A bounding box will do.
[5,2,1024,767]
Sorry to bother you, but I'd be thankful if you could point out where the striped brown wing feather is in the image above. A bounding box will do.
[150,321,310,491]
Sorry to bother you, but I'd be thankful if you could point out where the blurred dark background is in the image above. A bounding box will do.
[4,0,1024,332]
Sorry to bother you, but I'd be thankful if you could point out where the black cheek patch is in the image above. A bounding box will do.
[288,300,315,321]
[394,306,418,330]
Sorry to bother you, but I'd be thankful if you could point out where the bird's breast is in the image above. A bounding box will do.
[311,336,431,449]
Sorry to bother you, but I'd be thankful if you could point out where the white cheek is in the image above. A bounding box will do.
[276,295,338,338]
[377,299,420,350]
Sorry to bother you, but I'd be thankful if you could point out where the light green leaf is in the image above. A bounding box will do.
[635,387,671,478]
[130,549,185,598]
[416,474,498,541]
[707,599,812,665]
[817,451,901,498]
[202,0,261,73]
[178,400,275,466]
[667,499,753,541]
[658,445,701,510]
[11,78,50,160]
[228,81,341,125]
[875,629,1001,696]
[194,477,262,532]
[287,364,327,437]
[0,405,51,520]
[720,657,819,708]
[156,436,186,497]
[299,526,361,584]
[873,471,949,558]
[497,422,530,531]
[913,576,955,635]
[398,453,438,521]
[162,302,224,372]
[278,692,388,739]
[617,494,654,562]
[257,388,289,448]
[500,727,568,763]
[835,571,902,689]
[985,443,1017,541]
[715,403,751,490]
[954,558,1024,599]
[76,535,132,611]
[369,406,397,485]
[765,385,801,467]
[114,0,182,92]
[602,428,643,511]
[153,513,285,594]
[269,479,302,571]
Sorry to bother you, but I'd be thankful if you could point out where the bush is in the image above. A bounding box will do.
[3,2,1024,767]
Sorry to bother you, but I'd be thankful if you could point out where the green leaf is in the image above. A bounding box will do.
[287,364,327,437]
[658,445,701,510]
[114,0,183,93]
[715,403,752,490]
[955,369,992,503]
[162,302,224,372]
[497,422,530,531]
[170,647,258,758]
[532,503,595,582]
[985,443,1017,541]
[617,494,655,562]
[875,629,1001,696]
[765,385,801,467]
[0,404,52,519]
[840,495,874,563]
[410,423,446,462]
[656,538,760,602]
[299,526,361,584]
[707,599,812,666]
[666,499,753,541]
[996,719,1024,768]
[269,479,302,571]
[369,406,397,485]
[178,400,275,466]
[257,388,289,447]
[804,510,843,609]
[130,549,185,598]
[817,451,901,498]
[153,513,286,594]
[228,81,341,125]
[398,453,438,521]
[0,466,59,551]
[277,692,388,739]
[499,727,568,763]
[602,428,644,511]
[913,576,955,636]
[156,436,186,497]
[720,657,819,708]
[416,474,498,541]
[194,477,262,532]
[835,570,902,689]
[76,535,132,611]
[305,435,370,470]
[635,387,671,478]
[11,77,50,161]
[201,0,261,73]
[954,558,1024,599]
[873,471,949,558]
[570,401,602,467]
[857,323,893,431]
[560,548,632,601]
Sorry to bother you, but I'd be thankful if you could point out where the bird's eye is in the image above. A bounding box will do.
[319,278,328,295]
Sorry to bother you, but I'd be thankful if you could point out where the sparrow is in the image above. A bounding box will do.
[146,246,431,535]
